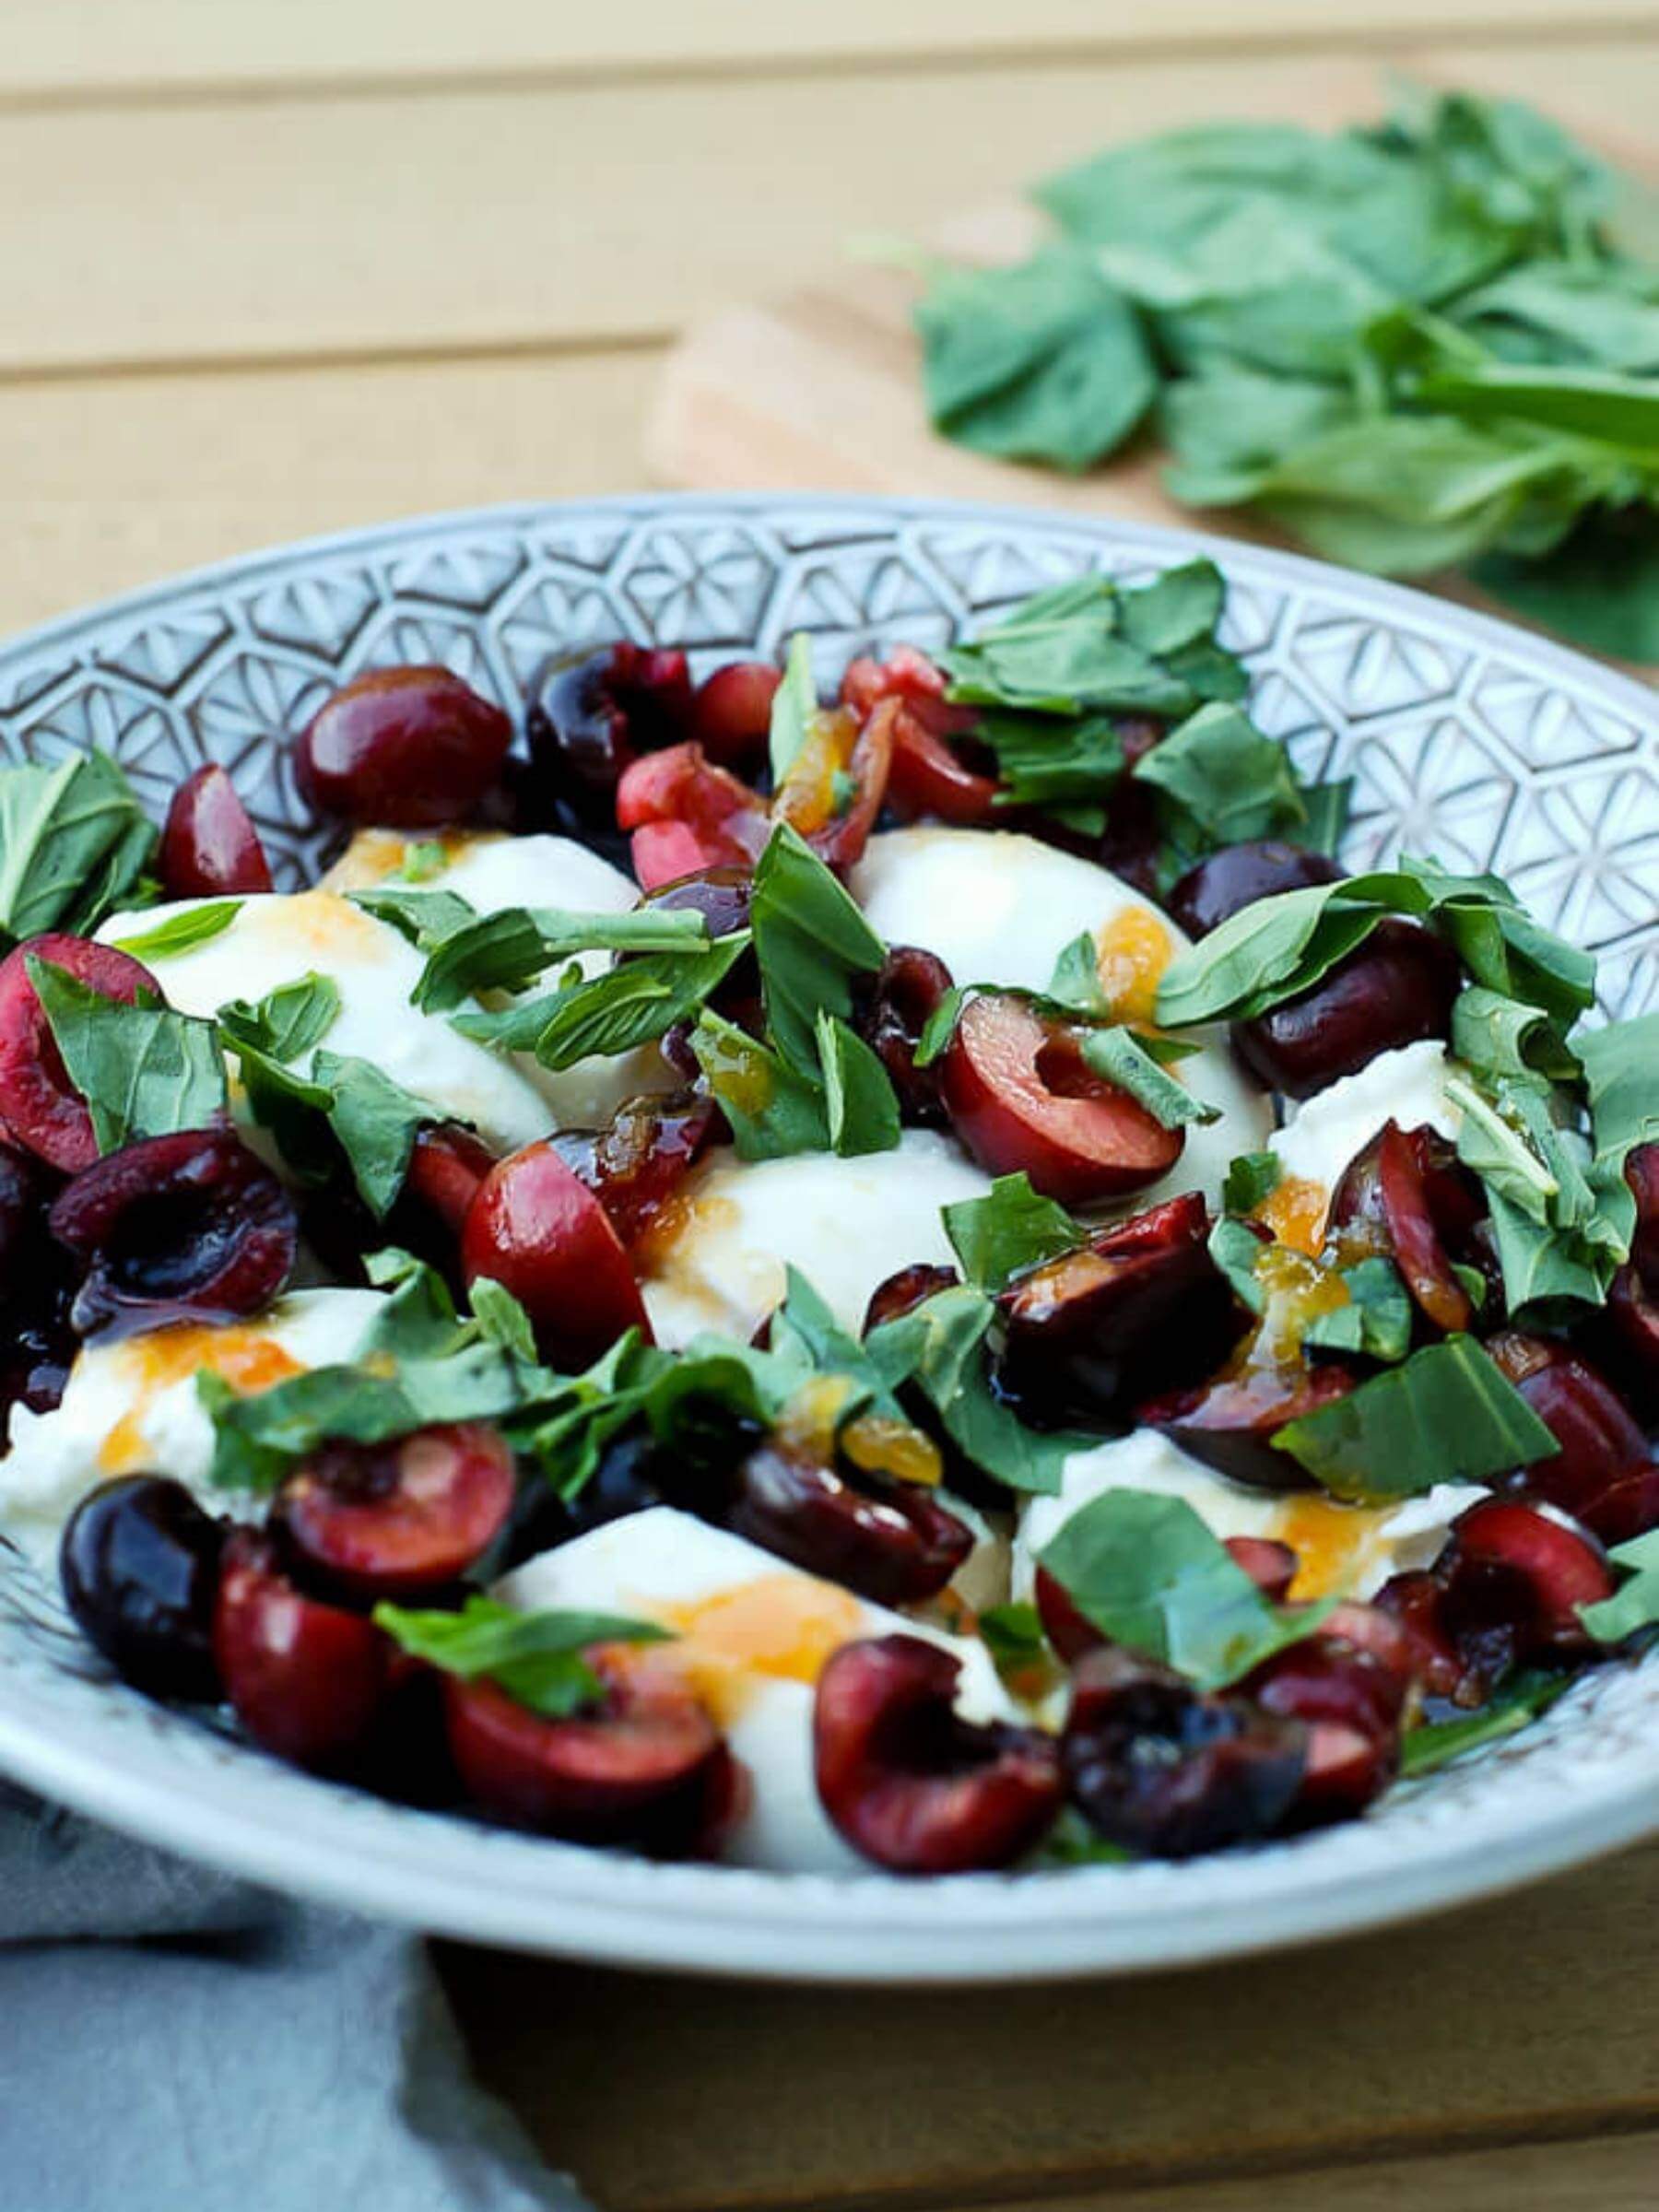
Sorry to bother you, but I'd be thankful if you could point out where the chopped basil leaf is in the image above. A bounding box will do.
[816,1009,901,1158]
[865,1284,1082,1495]
[218,972,342,1064]
[1300,1257,1414,1363]
[413,903,710,1013]
[468,1276,540,1364]
[373,1596,671,1720]
[310,1049,437,1218]
[1223,1149,1282,1214]
[112,900,244,960]
[749,823,885,1076]
[1037,1488,1328,1689]
[1451,985,1580,1084]
[1032,1808,1134,1867]
[1450,1070,1625,1315]
[1047,932,1109,1017]
[978,1601,1051,1677]
[1579,1527,1659,1645]
[940,565,1230,720]
[688,1007,830,1161]
[1131,700,1308,848]
[1206,1215,1266,1312]
[1273,1333,1559,1500]
[1399,1671,1571,1775]
[768,633,817,786]
[912,984,966,1069]
[1078,1025,1219,1128]
[349,884,477,951]
[942,1172,1081,1292]
[0,751,157,947]
[397,840,449,884]
[27,955,227,1153]
[456,934,749,1071]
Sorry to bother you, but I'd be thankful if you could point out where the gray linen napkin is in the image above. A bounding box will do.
[0,1781,590,2212]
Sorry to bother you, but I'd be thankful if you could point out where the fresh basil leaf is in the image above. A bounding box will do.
[914,244,1157,473]
[1032,1808,1134,1867]
[912,984,966,1071]
[1399,1670,1571,1775]
[456,934,750,1071]
[311,1050,434,1218]
[942,1172,1081,1292]
[975,710,1130,812]
[1273,1333,1559,1500]
[373,1596,671,1720]
[112,900,243,961]
[1298,778,1353,858]
[1131,701,1307,848]
[1475,510,1659,659]
[1582,1013,1659,1178]
[1451,985,1581,1082]
[468,1277,540,1364]
[978,1601,1051,1677]
[1037,1488,1327,1689]
[398,840,450,884]
[1078,1025,1219,1128]
[1301,1257,1414,1363]
[688,1008,830,1161]
[1579,1526,1659,1646]
[816,1010,901,1158]
[414,903,710,1014]
[218,972,342,1063]
[768,633,818,786]
[348,885,478,951]
[749,823,886,1075]
[865,1284,1082,1495]
[1118,559,1227,654]
[1223,1150,1282,1214]
[1206,1215,1266,1312]
[0,752,157,947]
[27,955,227,1153]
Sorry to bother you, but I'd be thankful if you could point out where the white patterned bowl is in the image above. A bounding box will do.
[0,496,1654,1982]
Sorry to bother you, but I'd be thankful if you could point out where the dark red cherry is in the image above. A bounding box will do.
[1627,1142,1659,1294]
[1243,1635,1406,1823]
[297,666,512,828]
[1234,920,1460,1100]
[49,1126,298,1338]
[1168,841,1342,939]
[273,1422,516,1602]
[1448,1496,1612,1659]
[1142,1365,1353,1492]
[997,1193,1245,1428]
[1033,1564,1103,1664]
[524,642,696,846]
[814,1635,1063,1873]
[1062,1647,1306,1859]
[941,992,1183,1204]
[842,648,997,828]
[587,1088,722,1247]
[60,1476,226,1700]
[462,1140,652,1367]
[691,660,781,774]
[616,743,771,891]
[853,945,956,1127]
[214,1530,392,1772]
[722,1442,972,1608]
[1487,1331,1648,1516]
[1328,1120,1483,1335]
[862,1262,959,1335]
[444,1649,730,1853]
[159,764,274,897]
[0,935,159,1172]
[1577,1463,1659,1547]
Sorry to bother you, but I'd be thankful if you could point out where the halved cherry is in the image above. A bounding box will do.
[462,1138,652,1367]
[1375,1569,1466,1704]
[444,1650,731,1853]
[1141,1364,1353,1492]
[616,742,771,891]
[691,660,781,774]
[1062,1646,1306,1859]
[1448,1496,1612,1658]
[853,945,956,1127]
[1328,1120,1480,1335]
[159,764,274,897]
[1168,841,1342,940]
[1234,920,1461,1100]
[0,935,159,1172]
[297,666,512,828]
[1628,1141,1659,1295]
[405,1123,498,1237]
[1577,1462,1659,1547]
[814,1635,1063,1873]
[1487,1331,1648,1515]
[1033,1564,1103,1665]
[1243,1636,1405,1824]
[940,993,1182,1205]
[1606,1264,1659,1418]
[273,1422,516,1602]
[842,653,999,829]
[588,1088,722,1247]
[723,1442,971,1608]
[214,1530,392,1772]
[773,699,893,870]
[863,1262,959,1335]
[997,1192,1245,1427]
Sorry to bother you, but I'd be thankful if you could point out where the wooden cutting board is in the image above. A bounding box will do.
[647,76,1657,662]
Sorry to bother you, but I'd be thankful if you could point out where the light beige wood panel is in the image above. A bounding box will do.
[985,2133,1659,2212]
[5,2,1657,103]
[0,347,662,633]
[1,41,1655,377]
[438,1836,1659,2212]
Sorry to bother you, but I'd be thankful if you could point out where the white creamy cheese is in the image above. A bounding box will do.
[499,1506,1015,1873]
[1269,1042,1464,1238]
[321,830,670,1130]
[848,827,1271,1209]
[638,1126,992,1348]
[0,1288,386,1567]
[100,891,556,1155]
[1015,1427,1484,1605]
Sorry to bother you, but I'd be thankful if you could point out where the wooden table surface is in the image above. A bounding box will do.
[8,6,1659,2207]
